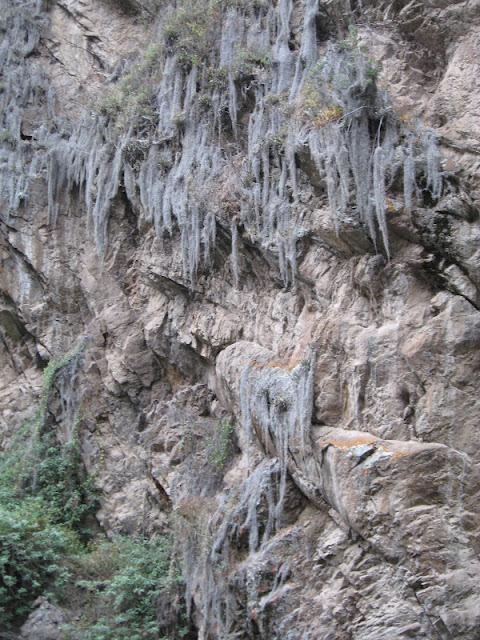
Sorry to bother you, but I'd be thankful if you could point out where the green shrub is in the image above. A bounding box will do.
[0,346,96,628]
[205,66,228,90]
[34,435,98,534]
[65,536,188,640]
[232,47,270,79]
[208,420,236,471]
[36,346,85,431]
[163,0,220,69]
[0,344,188,636]
[0,497,77,629]
[0,129,16,147]
[24,346,98,535]
[96,44,162,131]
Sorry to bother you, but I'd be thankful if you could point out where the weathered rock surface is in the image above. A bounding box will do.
[20,598,68,640]
[1,0,480,638]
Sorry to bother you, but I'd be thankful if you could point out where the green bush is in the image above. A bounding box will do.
[96,44,162,131]
[0,129,15,145]
[65,536,187,640]
[0,497,77,628]
[163,0,220,69]
[208,420,236,471]
[0,345,187,637]
[34,435,98,534]
[23,346,98,535]
[232,47,270,79]
[0,346,96,628]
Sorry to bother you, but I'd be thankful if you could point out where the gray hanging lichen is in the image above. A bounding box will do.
[0,0,50,218]
[181,348,316,640]
[0,0,444,284]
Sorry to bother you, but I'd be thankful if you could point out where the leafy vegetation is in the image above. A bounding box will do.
[163,0,221,69]
[297,78,344,128]
[64,536,188,640]
[232,46,271,79]
[0,348,96,629]
[208,420,236,471]
[36,347,84,431]
[0,347,190,637]
[96,43,163,131]
[297,27,380,130]
[34,434,98,534]
[24,347,98,534]
[0,129,15,145]
[0,495,78,628]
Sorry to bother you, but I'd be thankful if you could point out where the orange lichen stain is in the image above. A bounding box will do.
[166,363,186,392]
[251,355,303,371]
[399,113,413,124]
[388,448,411,461]
[386,197,397,214]
[313,105,344,128]
[324,436,378,450]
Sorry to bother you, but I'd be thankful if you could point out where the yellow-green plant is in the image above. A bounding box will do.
[208,420,236,471]
[232,46,271,79]
[163,0,221,69]
[96,43,163,132]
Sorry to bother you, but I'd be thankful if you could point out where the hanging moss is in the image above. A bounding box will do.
[6,0,444,283]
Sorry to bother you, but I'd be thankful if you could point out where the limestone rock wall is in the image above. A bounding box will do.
[1,0,480,638]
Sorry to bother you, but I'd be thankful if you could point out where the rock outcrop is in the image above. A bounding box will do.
[1,0,480,638]
[20,598,68,640]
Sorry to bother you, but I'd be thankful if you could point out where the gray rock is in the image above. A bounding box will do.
[20,598,67,640]
[1,0,480,638]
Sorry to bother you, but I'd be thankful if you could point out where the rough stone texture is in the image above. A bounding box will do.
[1,0,480,638]
[45,0,146,116]
[20,598,68,640]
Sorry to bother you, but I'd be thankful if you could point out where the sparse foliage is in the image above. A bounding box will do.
[208,420,236,471]
[0,347,97,628]
[64,536,188,640]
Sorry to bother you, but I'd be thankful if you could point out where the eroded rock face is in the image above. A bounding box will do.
[1,0,480,638]
[20,598,68,640]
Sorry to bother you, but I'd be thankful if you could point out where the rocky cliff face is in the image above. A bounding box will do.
[1,0,480,638]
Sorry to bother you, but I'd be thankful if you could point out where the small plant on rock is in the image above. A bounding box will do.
[208,420,236,471]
